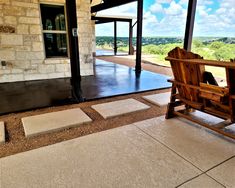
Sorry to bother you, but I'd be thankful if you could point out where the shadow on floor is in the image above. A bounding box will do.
[0,59,171,114]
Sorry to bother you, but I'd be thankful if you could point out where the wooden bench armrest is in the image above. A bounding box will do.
[165,57,235,69]
[230,95,235,100]
[167,78,174,83]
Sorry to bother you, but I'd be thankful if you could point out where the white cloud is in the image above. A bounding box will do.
[157,0,173,4]
[164,1,183,15]
[220,0,234,8]
[197,5,208,17]
[95,2,137,37]
[216,8,226,14]
[96,22,114,36]
[150,3,164,13]
[96,2,137,17]
[179,0,188,5]
[179,0,214,8]
[193,0,235,37]
[142,11,159,36]
[95,0,235,37]
[197,0,213,6]
[140,0,187,36]
[143,5,188,36]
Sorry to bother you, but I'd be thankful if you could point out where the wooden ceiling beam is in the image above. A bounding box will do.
[95,20,113,24]
[92,16,132,23]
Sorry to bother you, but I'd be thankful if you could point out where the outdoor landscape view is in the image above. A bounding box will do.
[96,36,235,79]
[95,0,235,79]
[96,36,235,62]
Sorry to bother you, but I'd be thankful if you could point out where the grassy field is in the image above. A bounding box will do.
[142,55,226,79]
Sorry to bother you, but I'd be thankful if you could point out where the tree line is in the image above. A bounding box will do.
[96,37,235,61]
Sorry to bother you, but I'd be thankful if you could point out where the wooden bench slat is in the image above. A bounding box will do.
[166,57,235,68]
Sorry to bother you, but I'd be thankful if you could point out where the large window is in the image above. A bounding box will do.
[40,4,68,58]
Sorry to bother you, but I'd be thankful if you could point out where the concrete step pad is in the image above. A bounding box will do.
[22,108,92,137]
[142,92,171,106]
[91,98,150,119]
[0,122,5,144]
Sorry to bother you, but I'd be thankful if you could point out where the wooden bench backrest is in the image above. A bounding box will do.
[168,47,205,102]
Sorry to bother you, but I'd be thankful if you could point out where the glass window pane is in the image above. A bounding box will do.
[40,4,66,31]
[44,33,68,58]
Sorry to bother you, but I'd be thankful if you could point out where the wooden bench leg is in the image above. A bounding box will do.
[166,83,177,119]
[185,104,195,113]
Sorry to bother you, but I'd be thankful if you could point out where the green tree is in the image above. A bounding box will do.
[214,45,235,61]
[209,41,224,50]
[192,40,204,48]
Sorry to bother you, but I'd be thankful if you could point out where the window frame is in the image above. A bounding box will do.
[40,3,70,59]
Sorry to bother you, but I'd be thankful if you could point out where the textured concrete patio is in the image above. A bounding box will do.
[0,116,234,188]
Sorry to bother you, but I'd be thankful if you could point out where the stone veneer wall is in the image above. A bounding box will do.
[0,0,94,83]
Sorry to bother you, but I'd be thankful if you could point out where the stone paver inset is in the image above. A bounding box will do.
[91,98,150,119]
[0,122,5,144]
[142,92,171,106]
[22,108,92,137]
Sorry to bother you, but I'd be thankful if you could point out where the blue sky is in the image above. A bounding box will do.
[95,0,235,37]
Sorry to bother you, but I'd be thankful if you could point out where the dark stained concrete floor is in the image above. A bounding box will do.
[0,59,171,115]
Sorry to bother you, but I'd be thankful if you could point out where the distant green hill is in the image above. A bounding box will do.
[96,36,235,47]
[96,36,235,61]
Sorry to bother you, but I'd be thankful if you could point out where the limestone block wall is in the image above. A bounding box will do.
[0,0,94,83]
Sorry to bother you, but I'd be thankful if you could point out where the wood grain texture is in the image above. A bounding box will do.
[165,47,235,140]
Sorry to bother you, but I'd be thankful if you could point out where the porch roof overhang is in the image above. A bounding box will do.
[91,15,135,24]
[91,0,137,13]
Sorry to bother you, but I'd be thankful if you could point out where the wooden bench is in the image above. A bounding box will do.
[165,47,235,140]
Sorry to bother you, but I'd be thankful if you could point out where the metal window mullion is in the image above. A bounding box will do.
[42,30,67,34]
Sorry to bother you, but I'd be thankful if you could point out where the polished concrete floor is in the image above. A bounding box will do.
[0,59,171,114]
[96,49,128,56]
[82,60,171,99]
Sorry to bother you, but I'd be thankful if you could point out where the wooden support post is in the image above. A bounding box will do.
[66,0,83,102]
[184,0,197,51]
[135,0,143,73]
[226,64,235,122]
[114,21,117,55]
[129,20,134,55]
